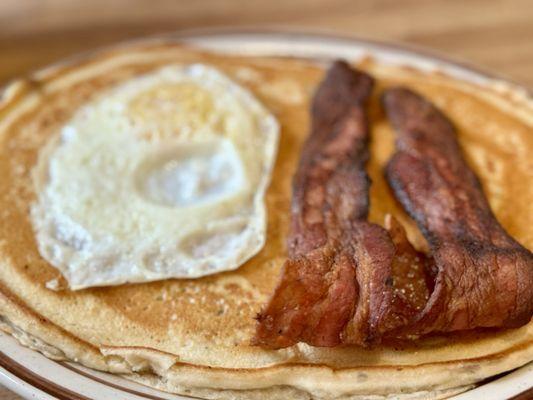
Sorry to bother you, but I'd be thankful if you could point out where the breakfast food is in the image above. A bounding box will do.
[0,41,531,399]
[254,61,431,348]
[31,64,279,289]
[383,87,533,335]
[255,63,533,348]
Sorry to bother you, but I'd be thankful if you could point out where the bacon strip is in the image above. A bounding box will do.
[382,87,533,335]
[254,62,426,348]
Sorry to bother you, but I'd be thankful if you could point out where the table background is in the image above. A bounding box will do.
[1,0,532,398]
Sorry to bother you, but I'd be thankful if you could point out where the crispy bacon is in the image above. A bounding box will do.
[254,62,426,348]
[382,87,533,334]
[254,64,532,350]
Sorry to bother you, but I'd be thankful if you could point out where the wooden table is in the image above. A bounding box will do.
[2,0,533,88]
[0,0,532,398]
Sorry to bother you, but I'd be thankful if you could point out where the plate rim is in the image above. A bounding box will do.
[171,26,529,87]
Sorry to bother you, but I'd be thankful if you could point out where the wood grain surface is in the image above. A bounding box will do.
[1,0,533,88]
[0,0,532,398]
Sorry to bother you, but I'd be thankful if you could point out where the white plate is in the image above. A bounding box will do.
[0,29,531,400]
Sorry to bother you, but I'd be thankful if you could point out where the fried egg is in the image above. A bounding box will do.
[31,65,279,289]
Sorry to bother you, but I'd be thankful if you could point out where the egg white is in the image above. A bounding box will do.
[31,65,279,289]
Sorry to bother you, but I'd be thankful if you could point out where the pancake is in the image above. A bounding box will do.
[0,41,531,399]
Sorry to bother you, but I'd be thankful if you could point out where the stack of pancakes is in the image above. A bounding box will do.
[0,42,531,399]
